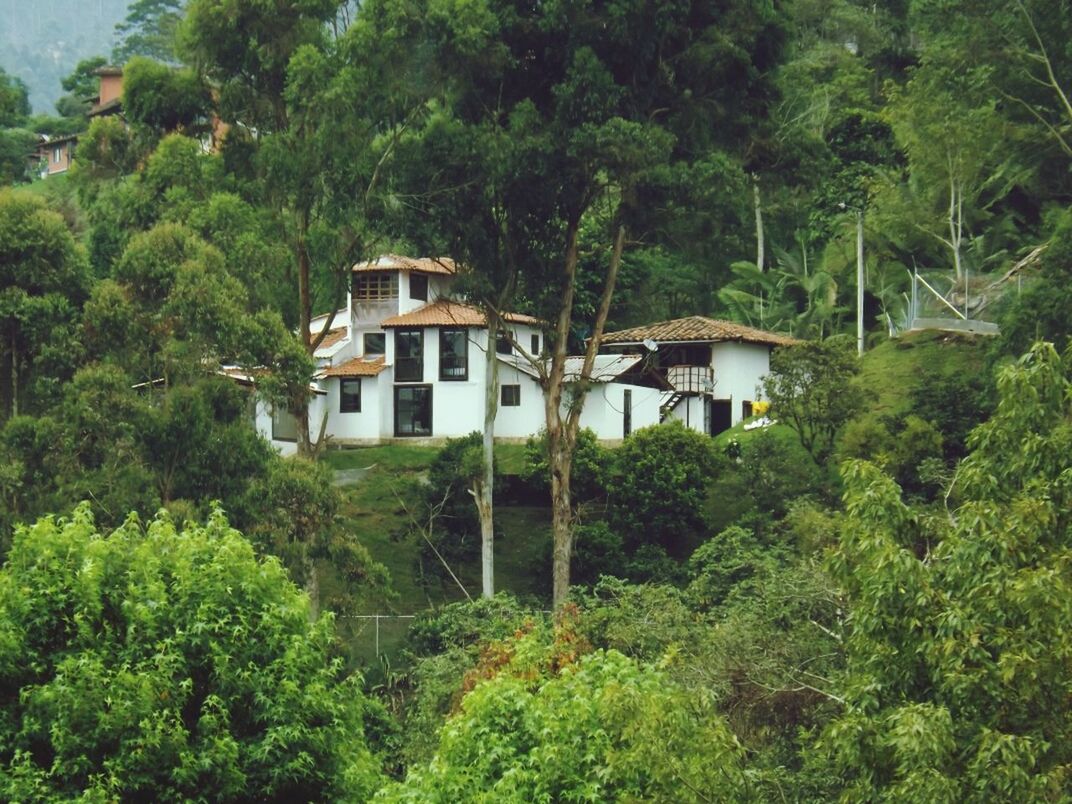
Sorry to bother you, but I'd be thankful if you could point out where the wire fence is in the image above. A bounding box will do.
[339,614,417,658]
[336,609,555,665]
[894,264,1038,337]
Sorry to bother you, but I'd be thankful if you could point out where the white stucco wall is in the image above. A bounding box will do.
[576,382,661,441]
[493,362,546,439]
[667,394,708,434]
[323,375,383,443]
[710,342,771,426]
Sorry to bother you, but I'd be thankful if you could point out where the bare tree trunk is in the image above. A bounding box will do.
[546,223,625,608]
[478,317,499,598]
[949,175,963,280]
[856,210,865,356]
[549,433,574,606]
[295,212,314,457]
[9,331,17,419]
[753,174,765,272]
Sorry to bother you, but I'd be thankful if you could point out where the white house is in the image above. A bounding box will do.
[599,316,796,436]
[254,255,663,451]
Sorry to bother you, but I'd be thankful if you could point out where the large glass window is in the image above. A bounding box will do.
[395,329,423,381]
[410,273,428,301]
[353,272,398,301]
[340,378,361,412]
[395,385,432,436]
[439,328,468,380]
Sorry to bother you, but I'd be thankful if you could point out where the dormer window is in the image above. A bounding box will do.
[354,272,398,301]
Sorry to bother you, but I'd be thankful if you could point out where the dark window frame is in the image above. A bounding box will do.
[364,332,386,355]
[409,273,429,301]
[623,388,632,437]
[340,378,361,413]
[394,384,433,437]
[501,384,521,407]
[496,331,513,355]
[530,333,540,356]
[439,328,468,381]
[394,328,424,382]
[742,400,753,420]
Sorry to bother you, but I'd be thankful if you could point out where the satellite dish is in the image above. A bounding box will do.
[642,338,658,352]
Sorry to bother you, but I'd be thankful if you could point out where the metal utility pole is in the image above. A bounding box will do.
[857,210,865,356]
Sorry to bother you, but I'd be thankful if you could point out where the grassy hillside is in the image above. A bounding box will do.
[713,330,993,449]
[854,330,992,420]
[319,444,549,667]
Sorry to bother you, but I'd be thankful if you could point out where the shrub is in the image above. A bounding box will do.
[0,505,381,801]
[607,420,720,557]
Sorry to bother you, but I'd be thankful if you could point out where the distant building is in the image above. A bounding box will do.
[87,65,124,119]
[32,132,78,177]
[31,65,124,179]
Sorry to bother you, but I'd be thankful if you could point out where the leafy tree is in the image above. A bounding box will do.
[180,0,338,131]
[54,56,108,119]
[762,336,868,465]
[819,342,1072,800]
[397,595,546,767]
[0,67,29,127]
[379,621,749,802]
[0,504,381,800]
[607,421,721,559]
[0,67,33,185]
[122,56,210,137]
[114,0,186,63]
[241,457,388,620]
[883,60,1008,281]
[0,191,90,418]
[381,0,788,606]
[182,0,413,454]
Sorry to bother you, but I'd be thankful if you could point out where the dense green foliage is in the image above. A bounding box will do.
[820,342,1072,800]
[4,0,1072,797]
[381,619,748,802]
[0,505,381,801]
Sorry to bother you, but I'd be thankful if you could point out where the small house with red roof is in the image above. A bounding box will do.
[600,316,796,435]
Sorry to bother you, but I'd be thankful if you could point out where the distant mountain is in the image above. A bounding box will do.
[0,0,131,113]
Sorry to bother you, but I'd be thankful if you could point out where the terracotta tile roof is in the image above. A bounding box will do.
[601,316,796,347]
[353,254,457,275]
[321,356,387,377]
[314,327,348,351]
[381,299,542,328]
